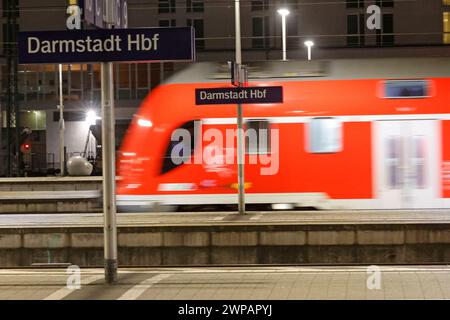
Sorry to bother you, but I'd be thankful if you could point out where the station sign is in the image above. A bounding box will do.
[18,27,195,64]
[195,86,283,105]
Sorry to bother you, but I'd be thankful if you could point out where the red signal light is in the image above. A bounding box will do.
[20,143,31,154]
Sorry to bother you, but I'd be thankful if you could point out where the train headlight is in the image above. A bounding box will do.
[137,119,153,127]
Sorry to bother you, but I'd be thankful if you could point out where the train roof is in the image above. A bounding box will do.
[165,57,450,84]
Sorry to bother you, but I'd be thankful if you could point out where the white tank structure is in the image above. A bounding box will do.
[66,156,93,176]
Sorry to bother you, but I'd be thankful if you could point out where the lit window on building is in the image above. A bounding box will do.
[444,12,450,44]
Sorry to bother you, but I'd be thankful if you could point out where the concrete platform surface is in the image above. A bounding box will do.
[0,265,449,300]
[0,176,103,183]
[1,210,450,228]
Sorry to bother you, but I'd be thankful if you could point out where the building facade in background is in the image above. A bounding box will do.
[0,0,449,175]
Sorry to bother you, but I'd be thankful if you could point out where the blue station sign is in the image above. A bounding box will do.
[18,27,195,64]
[195,86,283,105]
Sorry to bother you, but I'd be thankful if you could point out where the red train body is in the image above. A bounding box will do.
[117,58,450,211]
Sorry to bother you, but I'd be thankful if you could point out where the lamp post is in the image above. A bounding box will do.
[277,8,290,61]
[58,64,65,176]
[304,40,314,61]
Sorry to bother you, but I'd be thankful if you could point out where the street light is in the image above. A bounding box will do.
[304,40,314,61]
[85,110,100,126]
[277,8,290,61]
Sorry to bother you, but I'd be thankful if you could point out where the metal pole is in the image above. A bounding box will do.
[58,64,65,176]
[102,18,118,283]
[235,0,245,215]
[308,47,312,61]
[6,0,19,177]
[5,0,11,176]
[235,1,241,65]
[282,15,287,61]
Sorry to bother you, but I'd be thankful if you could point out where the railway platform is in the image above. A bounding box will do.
[0,210,449,267]
[0,265,449,300]
[0,176,102,213]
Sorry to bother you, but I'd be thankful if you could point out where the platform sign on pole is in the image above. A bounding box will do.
[18,2,195,284]
[195,86,283,105]
[18,27,195,64]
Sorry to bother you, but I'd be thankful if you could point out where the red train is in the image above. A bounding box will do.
[117,58,450,211]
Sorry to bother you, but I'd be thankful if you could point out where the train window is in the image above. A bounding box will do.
[245,119,271,154]
[384,80,429,98]
[387,136,401,189]
[411,136,426,189]
[307,118,342,153]
[161,120,199,174]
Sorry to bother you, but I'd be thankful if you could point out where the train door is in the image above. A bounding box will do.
[374,120,440,209]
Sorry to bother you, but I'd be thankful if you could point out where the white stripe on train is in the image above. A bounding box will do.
[201,114,450,125]
[116,193,450,210]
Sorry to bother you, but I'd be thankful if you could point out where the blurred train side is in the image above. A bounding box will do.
[117,58,450,211]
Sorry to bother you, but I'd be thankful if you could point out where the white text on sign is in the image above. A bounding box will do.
[199,89,267,101]
[27,34,160,54]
